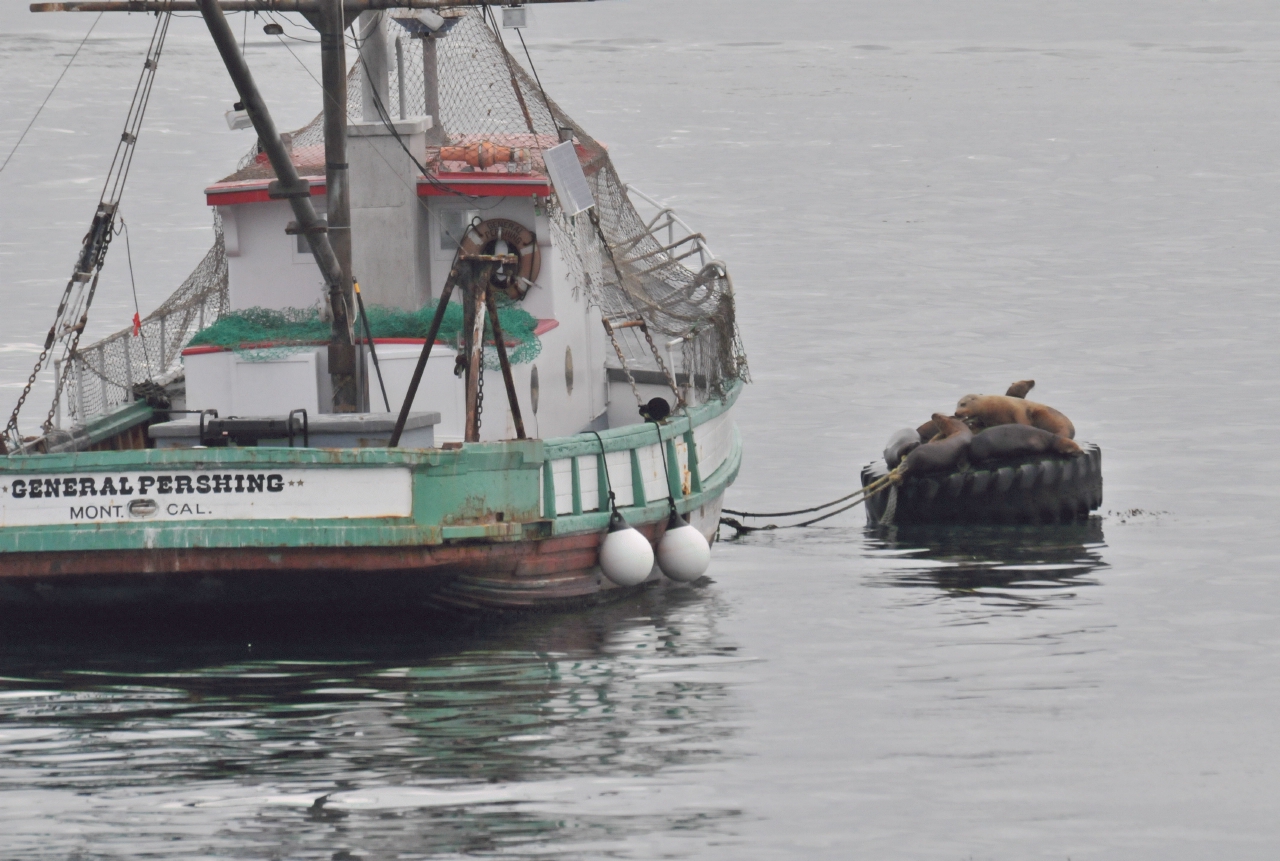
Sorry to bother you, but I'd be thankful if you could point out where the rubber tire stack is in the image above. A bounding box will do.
[861,443,1103,526]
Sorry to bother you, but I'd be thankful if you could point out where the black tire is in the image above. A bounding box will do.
[861,443,1102,526]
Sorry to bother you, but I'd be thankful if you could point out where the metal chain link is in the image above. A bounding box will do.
[5,261,105,447]
[475,348,484,431]
[602,319,642,408]
[44,267,105,434]
[640,321,683,409]
[5,346,50,448]
[4,13,168,450]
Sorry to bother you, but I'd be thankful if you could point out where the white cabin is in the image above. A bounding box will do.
[184,117,614,445]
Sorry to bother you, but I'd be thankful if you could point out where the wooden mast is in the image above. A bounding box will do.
[315,0,358,411]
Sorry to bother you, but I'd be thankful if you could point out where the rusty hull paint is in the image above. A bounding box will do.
[0,386,741,612]
[0,514,683,612]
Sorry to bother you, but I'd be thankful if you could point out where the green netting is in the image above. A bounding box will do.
[186,302,541,369]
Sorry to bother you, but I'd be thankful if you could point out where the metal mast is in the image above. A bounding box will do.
[197,0,358,411]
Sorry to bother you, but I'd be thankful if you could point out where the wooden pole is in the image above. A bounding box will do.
[318,0,358,412]
[195,0,339,286]
[484,290,526,440]
[421,31,444,145]
[387,279,455,447]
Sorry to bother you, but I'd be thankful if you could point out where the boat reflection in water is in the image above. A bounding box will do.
[863,518,1108,606]
[0,586,746,858]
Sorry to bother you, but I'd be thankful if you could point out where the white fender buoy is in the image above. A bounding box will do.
[598,510,654,587]
[656,509,711,583]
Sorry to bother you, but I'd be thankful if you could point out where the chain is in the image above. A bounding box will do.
[640,321,683,409]
[5,347,50,448]
[588,208,684,412]
[602,318,642,408]
[4,12,169,450]
[45,267,105,434]
[4,273,82,445]
[4,261,105,448]
[475,348,485,431]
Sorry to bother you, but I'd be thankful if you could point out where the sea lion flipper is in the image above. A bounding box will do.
[1005,379,1035,398]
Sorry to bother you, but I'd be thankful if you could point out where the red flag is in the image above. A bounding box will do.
[132,312,141,337]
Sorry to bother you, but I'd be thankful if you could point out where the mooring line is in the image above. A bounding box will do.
[720,466,905,534]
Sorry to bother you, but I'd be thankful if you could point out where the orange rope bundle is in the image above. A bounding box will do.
[439,141,529,168]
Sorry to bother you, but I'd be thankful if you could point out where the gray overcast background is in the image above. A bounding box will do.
[3,2,1280,858]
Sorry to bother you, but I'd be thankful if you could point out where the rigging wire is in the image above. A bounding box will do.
[350,23,484,202]
[116,217,154,378]
[271,10,482,204]
[267,11,322,43]
[4,11,171,448]
[513,26,555,128]
[0,12,104,178]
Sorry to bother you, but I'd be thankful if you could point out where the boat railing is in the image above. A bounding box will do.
[610,186,729,377]
[538,380,741,529]
[623,184,719,273]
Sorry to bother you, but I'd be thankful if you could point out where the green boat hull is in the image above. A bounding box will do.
[0,385,741,613]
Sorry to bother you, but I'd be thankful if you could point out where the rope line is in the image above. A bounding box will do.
[0,13,103,178]
[719,466,905,534]
[588,430,617,513]
[649,420,677,512]
[722,486,869,519]
[117,217,154,378]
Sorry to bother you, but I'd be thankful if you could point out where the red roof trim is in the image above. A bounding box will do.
[206,174,551,206]
[418,173,551,198]
[205,184,327,207]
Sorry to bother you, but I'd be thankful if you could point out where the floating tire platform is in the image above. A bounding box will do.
[861,443,1103,526]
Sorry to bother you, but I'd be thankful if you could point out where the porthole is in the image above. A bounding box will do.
[565,346,574,395]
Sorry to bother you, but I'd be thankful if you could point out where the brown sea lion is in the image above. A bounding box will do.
[955,394,1076,439]
[903,413,973,475]
[969,424,1082,463]
[930,414,970,438]
[1005,379,1035,399]
[916,413,972,443]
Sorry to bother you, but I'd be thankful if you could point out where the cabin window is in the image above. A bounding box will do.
[438,209,478,251]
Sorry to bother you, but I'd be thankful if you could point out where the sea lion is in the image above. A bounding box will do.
[955,394,1076,439]
[916,418,940,443]
[969,424,1083,463]
[1005,379,1035,399]
[903,413,973,475]
[930,414,971,438]
[884,428,922,468]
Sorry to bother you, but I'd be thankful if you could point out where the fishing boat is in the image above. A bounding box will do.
[0,1,747,613]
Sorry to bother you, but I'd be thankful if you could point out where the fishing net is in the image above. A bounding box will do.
[187,301,541,369]
[63,8,744,432]
[233,8,748,400]
[60,217,229,428]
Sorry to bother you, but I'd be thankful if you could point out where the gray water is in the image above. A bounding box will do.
[2,1,1279,857]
